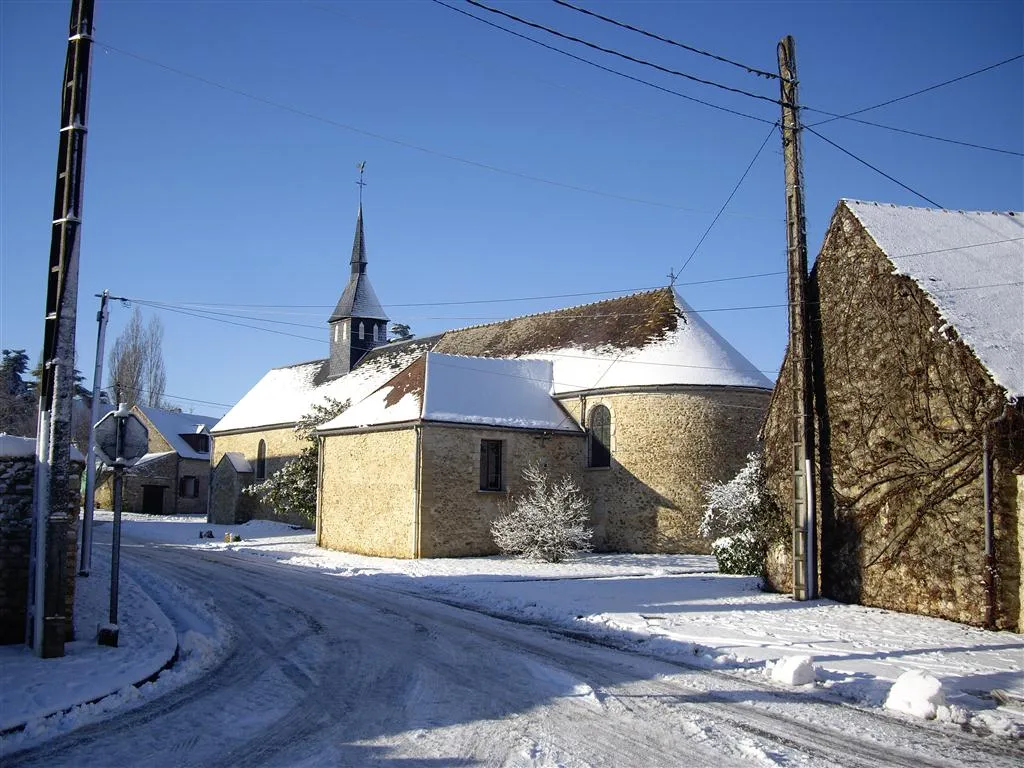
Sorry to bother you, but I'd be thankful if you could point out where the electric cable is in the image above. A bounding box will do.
[805,126,943,208]
[550,0,782,81]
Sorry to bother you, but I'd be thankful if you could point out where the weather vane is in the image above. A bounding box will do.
[356,161,366,205]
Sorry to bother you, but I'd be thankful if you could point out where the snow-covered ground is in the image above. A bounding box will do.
[2,512,1022,754]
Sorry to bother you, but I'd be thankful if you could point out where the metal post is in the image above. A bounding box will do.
[778,35,817,601]
[99,403,127,647]
[80,290,110,575]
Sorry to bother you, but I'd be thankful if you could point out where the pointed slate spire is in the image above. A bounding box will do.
[329,199,389,378]
[350,204,367,276]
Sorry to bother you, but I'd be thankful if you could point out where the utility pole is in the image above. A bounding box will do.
[777,35,817,601]
[79,290,110,576]
[28,0,96,656]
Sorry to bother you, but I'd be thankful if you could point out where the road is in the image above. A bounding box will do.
[5,543,1022,767]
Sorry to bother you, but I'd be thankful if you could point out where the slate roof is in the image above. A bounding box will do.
[136,406,219,460]
[329,206,388,322]
[845,200,1024,399]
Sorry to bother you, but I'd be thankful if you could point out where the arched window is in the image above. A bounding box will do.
[255,439,267,480]
[588,405,611,468]
[358,321,365,340]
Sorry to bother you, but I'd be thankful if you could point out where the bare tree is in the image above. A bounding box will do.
[108,308,167,409]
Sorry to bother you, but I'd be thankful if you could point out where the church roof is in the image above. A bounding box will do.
[329,206,388,322]
[844,200,1024,399]
[435,287,772,393]
[211,337,437,433]
[321,353,580,433]
[216,288,768,434]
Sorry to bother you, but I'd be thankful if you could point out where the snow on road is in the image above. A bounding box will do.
[2,512,1022,765]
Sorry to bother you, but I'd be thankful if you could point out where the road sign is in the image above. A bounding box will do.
[93,408,149,467]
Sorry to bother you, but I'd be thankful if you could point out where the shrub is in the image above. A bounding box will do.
[701,452,785,575]
[491,463,592,563]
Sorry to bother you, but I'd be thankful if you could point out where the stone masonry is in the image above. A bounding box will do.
[1,453,82,645]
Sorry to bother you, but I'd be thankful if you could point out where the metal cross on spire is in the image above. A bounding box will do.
[356,161,367,206]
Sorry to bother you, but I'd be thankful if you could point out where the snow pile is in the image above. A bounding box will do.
[845,200,1024,398]
[884,670,947,719]
[769,655,817,686]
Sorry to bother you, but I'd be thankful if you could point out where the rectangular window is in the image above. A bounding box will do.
[179,476,199,498]
[479,439,503,491]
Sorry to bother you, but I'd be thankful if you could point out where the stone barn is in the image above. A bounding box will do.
[762,199,1023,630]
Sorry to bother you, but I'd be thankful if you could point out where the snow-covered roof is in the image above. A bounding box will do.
[137,406,219,460]
[133,450,176,468]
[434,287,772,392]
[321,353,581,432]
[212,338,436,433]
[0,433,85,462]
[845,200,1024,399]
[221,451,252,473]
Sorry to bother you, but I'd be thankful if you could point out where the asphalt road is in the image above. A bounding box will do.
[5,544,1022,767]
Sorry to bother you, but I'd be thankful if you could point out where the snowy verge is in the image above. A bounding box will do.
[0,538,233,754]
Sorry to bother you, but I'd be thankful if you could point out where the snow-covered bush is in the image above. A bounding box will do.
[701,452,785,575]
[491,464,592,563]
[243,398,348,523]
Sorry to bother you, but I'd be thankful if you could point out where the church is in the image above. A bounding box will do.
[210,205,773,557]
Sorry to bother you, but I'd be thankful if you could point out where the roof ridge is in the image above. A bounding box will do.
[437,286,673,337]
[843,198,1023,216]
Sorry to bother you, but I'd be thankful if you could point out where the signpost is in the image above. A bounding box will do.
[93,405,147,647]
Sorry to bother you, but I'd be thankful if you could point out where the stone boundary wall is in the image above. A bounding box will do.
[763,202,1022,630]
[559,388,770,554]
[0,454,82,645]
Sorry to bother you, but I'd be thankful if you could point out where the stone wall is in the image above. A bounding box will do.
[210,427,305,525]
[1,454,82,645]
[762,201,1022,629]
[558,388,770,553]
[418,424,584,558]
[318,428,417,557]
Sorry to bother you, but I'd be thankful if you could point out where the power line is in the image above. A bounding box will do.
[95,41,768,218]
[807,54,1024,125]
[805,126,943,209]
[675,123,778,277]
[444,2,1021,157]
[463,0,783,107]
[427,0,775,125]
[550,0,781,81]
[127,271,787,312]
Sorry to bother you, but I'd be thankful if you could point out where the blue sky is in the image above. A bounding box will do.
[2,0,1021,418]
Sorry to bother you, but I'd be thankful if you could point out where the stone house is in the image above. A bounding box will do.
[95,405,218,516]
[762,199,1023,630]
[211,204,773,554]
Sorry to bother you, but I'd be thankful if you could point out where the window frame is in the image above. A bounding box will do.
[179,475,199,498]
[255,439,267,481]
[587,404,612,468]
[479,439,504,492]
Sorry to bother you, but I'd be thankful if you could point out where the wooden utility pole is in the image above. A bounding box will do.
[28,0,96,656]
[777,35,817,601]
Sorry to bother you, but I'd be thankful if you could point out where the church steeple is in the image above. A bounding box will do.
[329,170,389,379]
